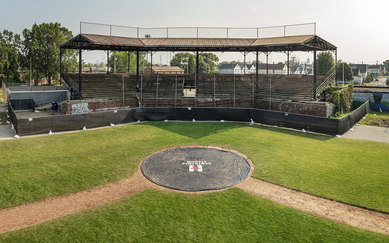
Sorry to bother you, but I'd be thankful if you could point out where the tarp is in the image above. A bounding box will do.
[141,147,252,191]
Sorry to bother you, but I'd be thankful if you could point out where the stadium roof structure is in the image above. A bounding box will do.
[61,33,336,52]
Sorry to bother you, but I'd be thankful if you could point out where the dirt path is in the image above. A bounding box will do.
[236,177,389,235]
[0,174,388,235]
[0,172,154,234]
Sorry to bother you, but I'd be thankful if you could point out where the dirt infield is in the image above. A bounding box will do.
[0,172,155,234]
[236,177,389,235]
[0,174,388,235]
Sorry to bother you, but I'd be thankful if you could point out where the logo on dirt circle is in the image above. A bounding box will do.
[182,161,211,172]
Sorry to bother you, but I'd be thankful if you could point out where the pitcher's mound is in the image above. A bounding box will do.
[141,147,252,191]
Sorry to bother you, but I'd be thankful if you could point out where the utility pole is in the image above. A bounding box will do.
[343,63,345,86]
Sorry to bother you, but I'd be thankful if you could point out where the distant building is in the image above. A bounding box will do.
[349,64,368,80]
[367,65,383,77]
[258,63,287,74]
[144,66,184,74]
[219,63,242,74]
[352,68,363,85]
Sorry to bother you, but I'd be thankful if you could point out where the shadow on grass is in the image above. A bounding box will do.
[144,121,246,139]
[142,121,333,141]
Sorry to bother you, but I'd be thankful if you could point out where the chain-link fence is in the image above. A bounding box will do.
[80,22,316,39]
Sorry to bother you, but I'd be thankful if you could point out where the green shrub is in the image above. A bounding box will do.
[325,84,353,114]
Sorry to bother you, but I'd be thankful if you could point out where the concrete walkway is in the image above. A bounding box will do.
[0,103,15,140]
[342,124,389,143]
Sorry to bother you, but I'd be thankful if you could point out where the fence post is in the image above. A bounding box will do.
[156,74,159,107]
[140,75,143,108]
[252,75,255,108]
[233,73,236,107]
[175,74,177,107]
[122,75,125,107]
[214,74,216,107]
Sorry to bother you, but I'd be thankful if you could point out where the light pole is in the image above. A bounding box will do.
[343,63,345,86]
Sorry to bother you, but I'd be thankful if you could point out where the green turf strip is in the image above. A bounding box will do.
[0,122,388,212]
[1,189,387,242]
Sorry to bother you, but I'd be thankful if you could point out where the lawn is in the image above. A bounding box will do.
[359,111,389,127]
[0,122,388,213]
[1,189,387,242]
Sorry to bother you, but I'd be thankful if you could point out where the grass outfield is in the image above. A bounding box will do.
[1,189,388,242]
[0,122,388,213]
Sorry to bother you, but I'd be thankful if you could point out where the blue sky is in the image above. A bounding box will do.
[1,0,388,65]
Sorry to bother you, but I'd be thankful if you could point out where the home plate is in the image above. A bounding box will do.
[140,147,252,191]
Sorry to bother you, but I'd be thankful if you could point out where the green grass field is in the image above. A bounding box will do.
[1,189,388,242]
[0,122,388,240]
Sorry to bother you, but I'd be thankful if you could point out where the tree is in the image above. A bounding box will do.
[317,51,334,75]
[336,62,353,82]
[21,22,76,85]
[0,30,21,82]
[170,52,219,74]
[109,51,135,73]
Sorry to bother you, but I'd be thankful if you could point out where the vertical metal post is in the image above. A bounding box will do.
[150,52,153,73]
[106,51,110,74]
[283,25,286,36]
[79,22,81,34]
[313,50,317,100]
[195,50,199,91]
[167,28,169,38]
[243,52,246,74]
[269,76,272,110]
[335,49,338,85]
[136,51,139,87]
[196,27,199,38]
[252,76,255,108]
[110,25,112,36]
[256,28,259,38]
[137,27,139,38]
[156,74,159,107]
[233,73,236,107]
[214,74,216,107]
[287,51,290,75]
[127,51,130,73]
[140,75,143,107]
[175,74,177,107]
[256,51,259,91]
[266,52,269,75]
[314,22,316,35]
[226,28,229,38]
[78,46,82,99]
[122,75,125,107]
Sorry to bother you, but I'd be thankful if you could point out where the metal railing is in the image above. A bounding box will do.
[316,65,336,97]
[80,22,317,39]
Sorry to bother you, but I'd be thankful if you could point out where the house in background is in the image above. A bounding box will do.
[349,64,368,80]
[144,66,184,74]
[352,68,363,85]
[219,63,242,74]
[258,63,287,74]
[367,65,383,77]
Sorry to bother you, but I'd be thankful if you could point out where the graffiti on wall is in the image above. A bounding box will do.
[71,102,90,114]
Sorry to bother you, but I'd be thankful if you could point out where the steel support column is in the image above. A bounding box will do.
[313,50,317,100]
[78,47,82,99]
[196,50,199,90]
[106,51,110,74]
[243,52,246,74]
[255,51,259,91]
[150,52,153,73]
[286,51,290,75]
[136,51,140,88]
[266,52,269,74]
[335,49,338,85]
[127,51,130,73]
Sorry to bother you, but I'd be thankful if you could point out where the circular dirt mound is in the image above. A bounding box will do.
[141,147,252,191]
